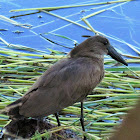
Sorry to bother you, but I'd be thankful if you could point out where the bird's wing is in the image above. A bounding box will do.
[18,58,102,117]
[25,59,69,94]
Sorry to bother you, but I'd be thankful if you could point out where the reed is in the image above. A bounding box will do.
[0,46,139,139]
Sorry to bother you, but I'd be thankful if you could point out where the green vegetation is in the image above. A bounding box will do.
[0,47,139,139]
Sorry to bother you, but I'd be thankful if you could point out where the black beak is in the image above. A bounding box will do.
[108,45,128,66]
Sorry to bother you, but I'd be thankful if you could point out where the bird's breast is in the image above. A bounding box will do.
[73,59,104,102]
[90,63,104,88]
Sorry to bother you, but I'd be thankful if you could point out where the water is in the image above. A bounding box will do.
[0,0,140,57]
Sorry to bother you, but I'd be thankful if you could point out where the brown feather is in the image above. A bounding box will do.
[5,35,126,120]
[19,57,104,117]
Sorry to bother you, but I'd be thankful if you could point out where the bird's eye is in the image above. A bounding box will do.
[103,41,108,45]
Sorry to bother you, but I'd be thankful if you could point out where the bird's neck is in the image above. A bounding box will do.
[81,53,104,68]
[75,52,104,61]
[69,50,104,65]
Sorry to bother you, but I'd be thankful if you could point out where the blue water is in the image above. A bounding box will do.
[0,0,140,57]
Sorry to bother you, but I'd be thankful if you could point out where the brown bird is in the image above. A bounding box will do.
[4,35,127,140]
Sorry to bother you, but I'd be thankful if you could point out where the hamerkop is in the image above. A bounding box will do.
[4,35,128,140]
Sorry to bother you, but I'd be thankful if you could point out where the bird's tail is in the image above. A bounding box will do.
[0,98,24,120]
[0,109,7,115]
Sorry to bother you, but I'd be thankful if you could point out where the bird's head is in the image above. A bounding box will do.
[70,35,128,66]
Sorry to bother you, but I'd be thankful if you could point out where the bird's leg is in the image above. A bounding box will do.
[55,112,61,126]
[36,117,43,131]
[80,101,87,140]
